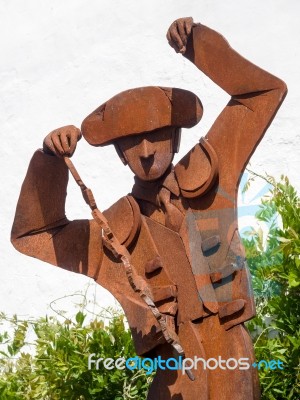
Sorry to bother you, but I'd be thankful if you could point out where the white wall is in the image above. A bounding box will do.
[1,0,299,320]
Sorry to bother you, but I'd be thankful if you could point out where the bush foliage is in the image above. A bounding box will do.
[0,173,299,399]
[0,310,151,400]
[244,173,300,399]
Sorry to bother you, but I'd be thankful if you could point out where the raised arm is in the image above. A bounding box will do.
[167,18,287,190]
[11,126,103,279]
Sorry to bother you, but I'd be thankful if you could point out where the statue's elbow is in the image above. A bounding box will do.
[10,225,30,257]
[277,79,288,103]
[10,231,24,255]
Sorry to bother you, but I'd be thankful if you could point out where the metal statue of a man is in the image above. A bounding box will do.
[12,17,287,399]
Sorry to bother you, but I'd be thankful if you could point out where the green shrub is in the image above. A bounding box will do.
[0,309,151,400]
[244,173,300,399]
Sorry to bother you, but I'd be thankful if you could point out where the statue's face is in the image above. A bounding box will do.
[117,127,177,181]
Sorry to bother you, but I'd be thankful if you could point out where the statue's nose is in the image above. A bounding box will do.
[140,138,154,159]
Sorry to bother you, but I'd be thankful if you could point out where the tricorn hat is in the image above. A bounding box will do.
[81,86,203,146]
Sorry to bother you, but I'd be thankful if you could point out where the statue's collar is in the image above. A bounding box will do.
[131,165,180,206]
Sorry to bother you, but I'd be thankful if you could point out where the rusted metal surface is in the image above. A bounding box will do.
[11,17,287,399]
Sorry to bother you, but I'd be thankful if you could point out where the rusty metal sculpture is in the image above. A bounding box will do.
[11,17,287,399]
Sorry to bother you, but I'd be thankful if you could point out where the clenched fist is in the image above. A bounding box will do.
[43,125,82,157]
[166,17,197,54]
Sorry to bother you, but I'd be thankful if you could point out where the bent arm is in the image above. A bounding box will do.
[11,150,102,279]
[182,24,287,189]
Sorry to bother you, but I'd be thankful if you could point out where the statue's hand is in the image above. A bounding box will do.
[166,17,196,54]
[43,125,82,157]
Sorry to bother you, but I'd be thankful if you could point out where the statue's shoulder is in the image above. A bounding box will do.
[103,195,141,248]
[175,137,219,199]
